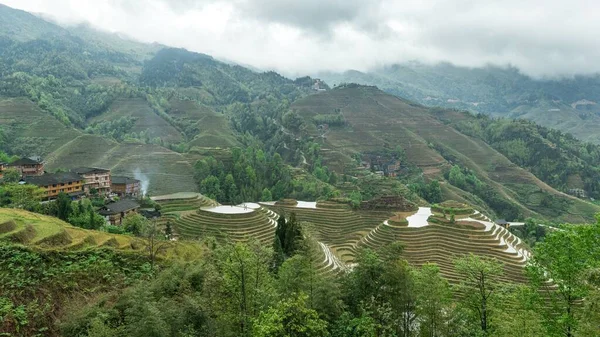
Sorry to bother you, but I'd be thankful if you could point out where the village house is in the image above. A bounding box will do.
[9,157,44,177]
[495,219,510,229]
[99,199,140,225]
[71,167,111,195]
[24,172,84,200]
[111,176,141,197]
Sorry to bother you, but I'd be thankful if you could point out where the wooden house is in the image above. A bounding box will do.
[71,167,111,194]
[99,199,140,225]
[9,157,44,177]
[111,176,141,197]
[24,172,84,200]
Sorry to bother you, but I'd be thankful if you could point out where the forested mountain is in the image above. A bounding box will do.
[319,63,600,143]
[1,3,600,221]
[1,4,600,337]
[288,85,600,222]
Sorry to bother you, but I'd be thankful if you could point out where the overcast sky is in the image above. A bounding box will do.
[2,0,599,78]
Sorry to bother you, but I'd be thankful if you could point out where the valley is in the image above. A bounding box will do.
[0,3,599,336]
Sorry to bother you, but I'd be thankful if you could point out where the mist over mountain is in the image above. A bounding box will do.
[1,3,600,337]
[2,0,600,78]
[319,63,600,144]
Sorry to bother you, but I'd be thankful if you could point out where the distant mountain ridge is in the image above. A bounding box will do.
[1,3,600,222]
[318,63,600,144]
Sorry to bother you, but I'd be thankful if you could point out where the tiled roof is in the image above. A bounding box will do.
[24,172,83,186]
[111,176,140,185]
[71,167,110,175]
[99,199,140,215]
[9,157,42,166]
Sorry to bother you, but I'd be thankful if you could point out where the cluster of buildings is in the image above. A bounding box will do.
[359,154,402,177]
[0,158,149,225]
[8,160,142,199]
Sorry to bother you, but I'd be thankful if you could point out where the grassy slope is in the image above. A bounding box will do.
[89,98,184,144]
[292,87,600,222]
[45,134,197,195]
[0,97,81,156]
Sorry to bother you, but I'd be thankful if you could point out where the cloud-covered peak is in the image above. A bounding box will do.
[2,0,599,78]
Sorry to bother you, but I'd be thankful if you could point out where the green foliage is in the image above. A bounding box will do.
[313,114,345,127]
[1,168,21,183]
[443,115,600,199]
[454,254,506,335]
[0,244,151,336]
[0,183,46,211]
[194,146,332,204]
[122,213,149,236]
[273,213,304,263]
[527,221,600,336]
[252,294,329,337]
[444,164,522,220]
[409,179,442,203]
[85,116,136,141]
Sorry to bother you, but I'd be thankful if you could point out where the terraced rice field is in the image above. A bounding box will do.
[0,97,81,155]
[154,193,217,213]
[161,197,533,281]
[359,207,531,284]
[172,203,279,244]
[261,200,392,264]
[0,208,203,260]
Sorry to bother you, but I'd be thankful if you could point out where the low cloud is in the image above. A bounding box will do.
[2,0,599,78]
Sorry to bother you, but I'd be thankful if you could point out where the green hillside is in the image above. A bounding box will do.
[291,86,600,223]
[319,64,600,144]
[89,98,185,144]
[45,135,197,195]
[0,97,81,156]
[167,99,240,148]
[0,4,67,41]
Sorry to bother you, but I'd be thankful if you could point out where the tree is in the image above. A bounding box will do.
[426,180,442,203]
[276,252,343,321]
[527,222,600,337]
[252,294,329,337]
[122,213,149,236]
[143,220,170,272]
[274,213,303,261]
[454,254,505,335]
[223,174,238,204]
[204,241,275,337]
[413,263,452,337]
[448,165,466,189]
[0,183,45,210]
[164,221,173,240]
[56,192,72,221]
[201,175,221,201]
[2,168,21,183]
[261,188,273,202]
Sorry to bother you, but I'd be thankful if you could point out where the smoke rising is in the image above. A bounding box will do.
[133,168,150,196]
